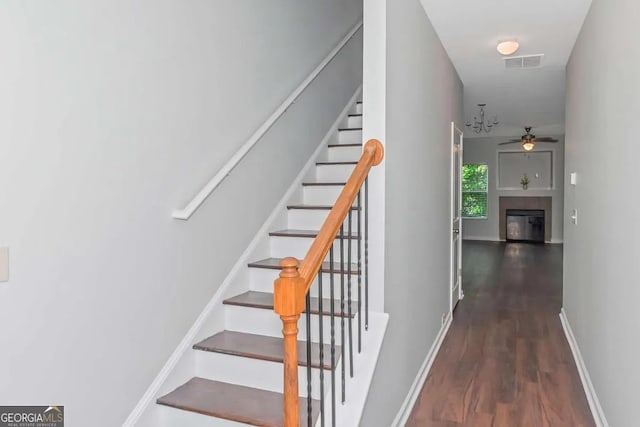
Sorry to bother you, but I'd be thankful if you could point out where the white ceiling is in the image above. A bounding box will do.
[420,0,592,138]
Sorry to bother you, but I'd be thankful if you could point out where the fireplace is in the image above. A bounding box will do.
[499,197,552,242]
[506,209,545,242]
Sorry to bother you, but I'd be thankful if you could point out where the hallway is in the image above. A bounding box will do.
[406,241,595,426]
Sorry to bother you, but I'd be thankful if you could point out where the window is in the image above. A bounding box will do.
[462,164,488,218]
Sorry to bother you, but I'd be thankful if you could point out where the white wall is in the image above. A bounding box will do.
[0,2,362,425]
[564,0,640,425]
[462,136,565,242]
[360,0,463,424]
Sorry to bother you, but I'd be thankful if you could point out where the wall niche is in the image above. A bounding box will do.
[498,150,553,190]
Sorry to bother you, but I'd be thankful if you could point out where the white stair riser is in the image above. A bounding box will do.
[348,115,362,128]
[316,164,356,182]
[250,267,361,299]
[225,305,360,344]
[156,404,245,427]
[355,103,363,114]
[287,209,359,230]
[195,351,327,399]
[303,186,343,205]
[270,236,359,262]
[327,146,362,162]
[338,129,362,144]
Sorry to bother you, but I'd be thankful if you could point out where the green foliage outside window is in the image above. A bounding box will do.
[462,164,488,218]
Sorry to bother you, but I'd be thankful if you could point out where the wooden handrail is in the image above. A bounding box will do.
[273,139,383,427]
[298,139,383,288]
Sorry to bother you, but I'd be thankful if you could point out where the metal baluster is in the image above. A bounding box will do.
[365,177,369,330]
[340,225,346,404]
[329,247,336,426]
[357,190,362,352]
[347,208,354,377]
[318,272,325,427]
[305,294,312,427]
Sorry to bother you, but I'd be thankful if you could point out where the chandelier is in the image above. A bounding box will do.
[465,103,499,134]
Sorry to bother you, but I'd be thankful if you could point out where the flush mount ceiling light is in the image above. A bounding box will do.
[497,40,519,56]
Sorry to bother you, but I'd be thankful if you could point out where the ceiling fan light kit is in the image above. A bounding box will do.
[465,103,499,134]
[498,126,559,151]
[497,40,520,56]
[522,140,535,151]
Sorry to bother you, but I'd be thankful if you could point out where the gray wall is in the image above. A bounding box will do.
[463,137,565,242]
[0,2,362,425]
[564,0,640,425]
[360,0,463,424]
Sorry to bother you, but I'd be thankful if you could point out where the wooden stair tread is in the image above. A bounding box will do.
[287,204,360,210]
[194,331,335,369]
[269,229,359,239]
[248,257,359,275]
[157,377,319,427]
[315,161,358,165]
[327,143,362,148]
[223,291,358,317]
[301,181,347,186]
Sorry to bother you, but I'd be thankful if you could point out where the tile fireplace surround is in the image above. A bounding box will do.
[499,196,552,242]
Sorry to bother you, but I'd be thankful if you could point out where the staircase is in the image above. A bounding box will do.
[153,102,375,426]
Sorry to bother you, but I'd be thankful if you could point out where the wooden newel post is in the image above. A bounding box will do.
[274,257,305,427]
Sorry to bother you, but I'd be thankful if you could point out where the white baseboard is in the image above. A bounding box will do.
[462,236,564,244]
[390,311,453,427]
[123,86,363,427]
[559,308,609,427]
[462,236,500,242]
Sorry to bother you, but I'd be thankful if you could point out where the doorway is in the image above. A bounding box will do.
[450,122,464,313]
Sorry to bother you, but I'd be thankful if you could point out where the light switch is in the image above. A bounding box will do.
[0,247,8,282]
[571,209,578,225]
[570,172,577,185]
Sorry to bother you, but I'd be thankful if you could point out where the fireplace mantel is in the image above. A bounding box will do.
[499,196,552,242]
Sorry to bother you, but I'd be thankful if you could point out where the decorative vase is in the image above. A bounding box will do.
[522,183,528,190]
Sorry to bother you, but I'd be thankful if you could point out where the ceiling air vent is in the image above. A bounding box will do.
[504,54,544,69]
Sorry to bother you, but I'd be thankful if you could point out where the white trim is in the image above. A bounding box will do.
[450,122,464,315]
[172,21,363,220]
[559,308,609,427]
[391,311,453,427]
[329,312,389,427]
[123,87,363,426]
[461,237,563,244]
[462,236,501,242]
[462,216,488,220]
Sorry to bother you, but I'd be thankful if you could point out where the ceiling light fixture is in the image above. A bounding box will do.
[465,103,498,134]
[497,40,519,56]
[522,139,535,151]
[521,127,537,151]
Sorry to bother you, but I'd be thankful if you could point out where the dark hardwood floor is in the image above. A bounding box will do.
[406,241,595,427]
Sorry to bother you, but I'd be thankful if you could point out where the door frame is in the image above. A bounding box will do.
[450,122,464,314]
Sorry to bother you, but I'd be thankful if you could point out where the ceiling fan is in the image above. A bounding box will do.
[499,127,559,151]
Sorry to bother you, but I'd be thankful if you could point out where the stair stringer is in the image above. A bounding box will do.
[125,86,362,427]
